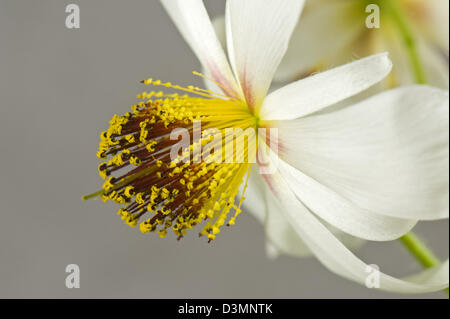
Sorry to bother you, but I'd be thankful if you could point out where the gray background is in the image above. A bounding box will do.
[0,0,448,298]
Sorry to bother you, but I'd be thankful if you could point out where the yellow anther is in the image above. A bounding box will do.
[158,229,167,238]
[161,206,171,215]
[135,192,145,204]
[126,217,138,228]
[124,186,135,198]
[151,185,160,193]
[146,141,157,152]
[96,150,106,159]
[125,134,135,143]
[129,155,141,166]
[161,188,170,199]
[98,163,108,179]
[118,210,130,221]
[102,177,115,191]
[140,221,152,233]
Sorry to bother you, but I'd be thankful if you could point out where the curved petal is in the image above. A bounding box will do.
[276,85,449,221]
[274,0,363,82]
[277,159,417,241]
[264,189,313,257]
[264,161,449,293]
[212,15,226,48]
[241,165,314,258]
[200,16,229,94]
[242,164,364,258]
[225,0,305,109]
[259,53,392,121]
[265,240,281,260]
[160,0,240,98]
[265,188,365,257]
[241,165,266,224]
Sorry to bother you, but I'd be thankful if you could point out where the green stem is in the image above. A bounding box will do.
[399,232,440,268]
[383,0,427,84]
[400,232,449,295]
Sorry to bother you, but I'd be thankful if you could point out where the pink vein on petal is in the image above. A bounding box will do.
[258,123,286,155]
[206,61,239,99]
[257,154,279,198]
[240,68,256,112]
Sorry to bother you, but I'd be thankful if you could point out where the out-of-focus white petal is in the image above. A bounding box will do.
[265,188,365,257]
[382,32,448,89]
[264,190,313,257]
[212,15,226,48]
[414,0,449,50]
[241,165,313,258]
[160,0,240,98]
[225,0,305,110]
[276,85,449,221]
[241,165,266,224]
[263,162,449,293]
[265,240,280,260]
[260,53,392,121]
[419,41,449,89]
[274,0,362,82]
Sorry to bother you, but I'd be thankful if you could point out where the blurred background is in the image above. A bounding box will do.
[0,0,448,298]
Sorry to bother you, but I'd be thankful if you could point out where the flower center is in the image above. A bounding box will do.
[83,78,258,241]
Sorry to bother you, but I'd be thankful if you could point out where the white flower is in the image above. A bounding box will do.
[273,0,449,88]
[160,0,449,293]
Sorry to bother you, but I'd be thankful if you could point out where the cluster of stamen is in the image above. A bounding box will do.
[84,78,257,241]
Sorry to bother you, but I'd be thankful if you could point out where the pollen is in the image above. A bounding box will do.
[83,76,258,242]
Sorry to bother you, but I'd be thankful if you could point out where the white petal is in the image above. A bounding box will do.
[200,16,229,94]
[241,165,266,224]
[264,190,314,257]
[419,41,449,89]
[277,159,417,241]
[160,0,240,98]
[265,187,365,257]
[225,0,305,109]
[259,53,392,121]
[212,15,226,48]
[241,166,314,258]
[419,0,449,50]
[265,240,280,260]
[382,32,449,89]
[242,163,364,258]
[276,85,449,221]
[274,0,363,82]
[265,163,449,293]
[242,166,315,258]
